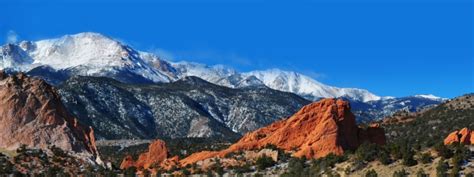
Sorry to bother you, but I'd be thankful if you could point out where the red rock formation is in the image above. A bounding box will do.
[471,131,474,145]
[0,72,100,163]
[444,128,473,145]
[136,140,169,169]
[181,98,386,166]
[120,155,135,169]
[120,139,179,170]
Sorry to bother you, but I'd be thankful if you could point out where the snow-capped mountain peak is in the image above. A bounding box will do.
[244,69,381,102]
[0,32,444,105]
[1,32,174,83]
[30,32,132,69]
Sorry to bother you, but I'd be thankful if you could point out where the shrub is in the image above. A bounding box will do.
[402,148,417,166]
[123,166,137,177]
[418,153,432,164]
[255,155,276,170]
[434,143,453,159]
[365,169,378,177]
[393,169,408,177]
[377,150,391,165]
[416,168,427,177]
[211,159,224,176]
[233,162,252,174]
[436,159,448,177]
[450,155,462,177]
[281,157,306,177]
[355,143,379,162]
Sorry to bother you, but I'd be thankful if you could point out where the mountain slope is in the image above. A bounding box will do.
[382,93,474,146]
[1,33,175,84]
[244,69,381,102]
[172,62,380,102]
[58,76,310,140]
[351,95,444,123]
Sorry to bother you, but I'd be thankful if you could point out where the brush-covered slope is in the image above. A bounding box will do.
[58,76,310,140]
[383,93,474,147]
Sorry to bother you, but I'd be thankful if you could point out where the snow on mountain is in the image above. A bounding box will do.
[414,94,446,101]
[0,32,445,104]
[243,69,381,102]
[1,32,174,83]
[172,61,266,88]
[171,63,380,102]
[0,43,34,71]
[172,61,237,84]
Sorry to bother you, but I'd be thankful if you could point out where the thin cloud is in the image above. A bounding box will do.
[148,48,175,61]
[6,30,18,43]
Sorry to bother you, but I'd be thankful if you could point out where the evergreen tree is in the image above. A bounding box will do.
[436,159,448,177]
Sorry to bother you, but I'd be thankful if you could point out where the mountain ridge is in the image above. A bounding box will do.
[0,32,445,122]
[58,75,310,140]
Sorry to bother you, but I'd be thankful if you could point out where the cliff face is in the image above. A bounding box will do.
[180,99,386,165]
[0,72,100,163]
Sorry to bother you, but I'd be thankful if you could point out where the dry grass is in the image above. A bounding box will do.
[0,148,17,157]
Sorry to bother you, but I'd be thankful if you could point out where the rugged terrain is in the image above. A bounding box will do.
[0,72,100,164]
[383,93,474,147]
[118,99,387,174]
[179,98,386,166]
[58,75,310,140]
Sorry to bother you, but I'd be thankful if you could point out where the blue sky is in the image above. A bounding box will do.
[1,0,472,98]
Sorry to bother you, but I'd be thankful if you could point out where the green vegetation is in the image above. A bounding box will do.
[280,153,349,177]
[0,145,122,176]
[384,94,474,148]
[418,152,432,164]
[281,157,307,177]
[436,159,448,177]
[393,169,408,177]
[365,169,378,177]
[255,155,276,170]
[416,168,427,177]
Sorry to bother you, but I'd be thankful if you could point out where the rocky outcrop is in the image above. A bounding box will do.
[0,72,100,163]
[180,99,386,165]
[444,128,473,145]
[120,155,135,169]
[120,139,179,170]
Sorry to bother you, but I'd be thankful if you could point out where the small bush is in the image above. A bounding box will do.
[393,169,408,177]
[436,159,448,177]
[255,155,276,170]
[418,153,432,164]
[365,169,378,177]
[416,168,427,177]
